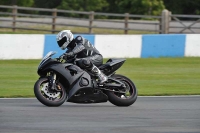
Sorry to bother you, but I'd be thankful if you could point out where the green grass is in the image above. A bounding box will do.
[117,58,200,96]
[0,57,200,98]
[0,60,39,97]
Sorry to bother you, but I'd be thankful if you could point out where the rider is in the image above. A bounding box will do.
[56,30,108,84]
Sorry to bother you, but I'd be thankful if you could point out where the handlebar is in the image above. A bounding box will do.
[57,54,78,64]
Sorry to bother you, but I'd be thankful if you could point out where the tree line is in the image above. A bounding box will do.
[0,0,200,16]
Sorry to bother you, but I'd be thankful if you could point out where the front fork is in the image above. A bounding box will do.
[48,72,60,91]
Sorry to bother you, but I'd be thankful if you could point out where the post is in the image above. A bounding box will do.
[89,11,94,34]
[52,8,57,34]
[12,5,17,32]
[160,9,170,34]
[124,13,129,34]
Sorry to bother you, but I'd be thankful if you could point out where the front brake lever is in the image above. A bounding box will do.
[57,54,65,62]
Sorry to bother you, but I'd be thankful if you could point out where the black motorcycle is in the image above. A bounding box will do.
[34,51,137,107]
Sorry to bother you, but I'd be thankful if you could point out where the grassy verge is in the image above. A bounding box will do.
[117,58,200,96]
[0,57,200,97]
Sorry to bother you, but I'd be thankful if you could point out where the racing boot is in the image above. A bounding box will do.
[91,65,108,84]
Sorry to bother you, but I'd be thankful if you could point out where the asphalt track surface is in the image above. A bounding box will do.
[0,96,200,133]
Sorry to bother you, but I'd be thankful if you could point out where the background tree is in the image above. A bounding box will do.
[34,0,62,8]
[1,0,200,16]
[104,0,121,13]
[0,0,34,7]
[163,0,200,15]
[57,0,108,12]
[117,0,165,15]
[56,0,108,18]
[0,0,34,13]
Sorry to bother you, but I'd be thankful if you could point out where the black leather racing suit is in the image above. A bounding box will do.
[65,36,103,70]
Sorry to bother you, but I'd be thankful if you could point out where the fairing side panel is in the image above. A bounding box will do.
[68,72,93,99]
[43,63,84,86]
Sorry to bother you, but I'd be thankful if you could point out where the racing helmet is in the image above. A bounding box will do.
[56,30,74,50]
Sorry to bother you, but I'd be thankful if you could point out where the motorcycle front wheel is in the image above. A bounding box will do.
[34,77,67,107]
[106,74,137,106]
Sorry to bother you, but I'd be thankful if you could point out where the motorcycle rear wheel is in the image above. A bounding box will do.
[34,77,67,107]
[106,74,137,106]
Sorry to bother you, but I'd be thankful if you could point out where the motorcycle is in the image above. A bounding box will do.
[34,51,137,107]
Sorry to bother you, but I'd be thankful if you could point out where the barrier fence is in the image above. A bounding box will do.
[0,34,199,59]
[0,5,200,34]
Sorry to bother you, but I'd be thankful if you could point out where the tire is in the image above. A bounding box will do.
[34,77,67,107]
[106,74,137,106]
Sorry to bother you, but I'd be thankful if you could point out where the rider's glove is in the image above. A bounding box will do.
[63,52,74,60]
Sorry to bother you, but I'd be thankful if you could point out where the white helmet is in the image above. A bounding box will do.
[56,30,74,50]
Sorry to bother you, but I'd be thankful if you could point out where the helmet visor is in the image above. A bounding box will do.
[57,36,67,47]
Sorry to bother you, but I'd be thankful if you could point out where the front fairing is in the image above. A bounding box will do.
[37,58,60,75]
[36,51,96,100]
[37,51,85,85]
[37,51,59,75]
